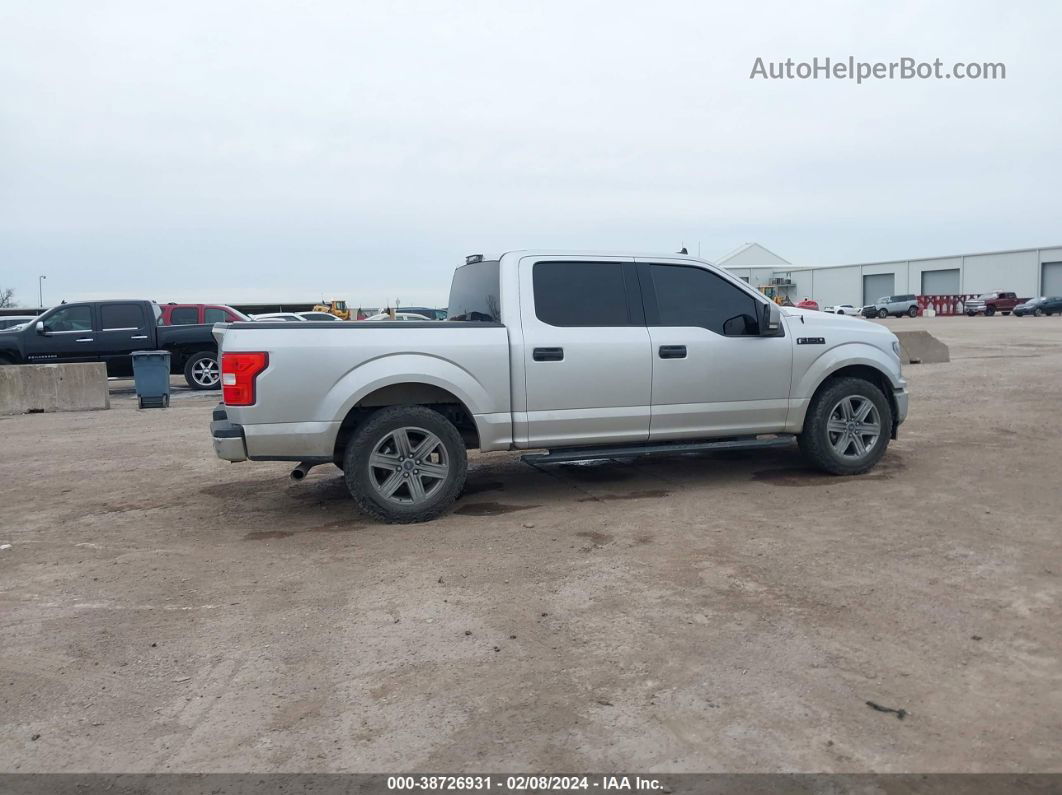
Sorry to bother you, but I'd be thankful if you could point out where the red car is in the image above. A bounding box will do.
[795,298,820,311]
[160,303,250,325]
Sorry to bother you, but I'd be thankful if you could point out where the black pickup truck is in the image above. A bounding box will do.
[0,300,221,389]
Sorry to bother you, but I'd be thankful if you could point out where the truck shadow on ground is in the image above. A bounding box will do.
[211,446,908,531]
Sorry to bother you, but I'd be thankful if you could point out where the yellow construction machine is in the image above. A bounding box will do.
[311,300,352,320]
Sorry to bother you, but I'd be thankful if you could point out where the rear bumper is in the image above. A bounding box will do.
[210,404,337,463]
[211,409,248,462]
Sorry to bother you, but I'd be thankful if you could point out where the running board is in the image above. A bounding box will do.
[521,435,796,464]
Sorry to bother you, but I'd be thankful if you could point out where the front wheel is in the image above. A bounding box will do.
[183,350,220,390]
[877,309,888,318]
[1034,308,1043,317]
[798,377,893,476]
[344,405,467,523]
[985,307,996,316]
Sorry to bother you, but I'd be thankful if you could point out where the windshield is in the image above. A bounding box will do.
[976,293,997,300]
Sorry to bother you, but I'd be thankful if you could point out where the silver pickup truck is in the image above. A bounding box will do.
[211,251,908,522]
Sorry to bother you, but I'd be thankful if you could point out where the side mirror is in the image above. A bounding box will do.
[761,302,781,335]
[35,321,46,335]
[723,314,756,336]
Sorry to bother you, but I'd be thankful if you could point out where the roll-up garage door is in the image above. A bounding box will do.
[921,268,960,295]
[863,273,895,306]
[1042,262,1062,296]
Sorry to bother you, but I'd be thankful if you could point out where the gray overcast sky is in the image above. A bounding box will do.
[2,0,1060,307]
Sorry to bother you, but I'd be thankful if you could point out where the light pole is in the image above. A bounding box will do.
[38,275,46,310]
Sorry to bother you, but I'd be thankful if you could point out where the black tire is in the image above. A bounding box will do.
[966,310,976,317]
[344,405,467,523]
[0,356,12,366]
[877,308,888,319]
[908,305,918,318]
[985,307,995,316]
[183,350,220,390]
[798,377,893,476]
[1015,310,1024,317]
[1034,308,1043,317]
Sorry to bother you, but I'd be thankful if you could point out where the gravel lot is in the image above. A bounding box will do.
[1,316,1060,773]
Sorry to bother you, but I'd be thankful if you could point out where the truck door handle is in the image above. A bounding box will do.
[659,345,686,359]
[75,337,94,343]
[533,347,564,362]
[131,335,148,340]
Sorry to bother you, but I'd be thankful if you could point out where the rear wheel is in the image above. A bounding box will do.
[183,350,220,390]
[908,305,918,318]
[798,377,893,476]
[877,308,888,318]
[344,405,467,523]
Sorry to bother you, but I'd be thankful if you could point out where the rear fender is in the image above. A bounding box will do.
[323,353,508,443]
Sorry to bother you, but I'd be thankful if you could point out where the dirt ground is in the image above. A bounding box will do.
[1,316,1060,773]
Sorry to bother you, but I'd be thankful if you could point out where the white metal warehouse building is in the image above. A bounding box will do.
[717,242,1062,308]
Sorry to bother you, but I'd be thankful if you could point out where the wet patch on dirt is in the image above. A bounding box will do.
[288,477,350,503]
[555,461,635,482]
[243,530,295,540]
[752,454,906,487]
[575,530,614,547]
[462,480,505,497]
[577,489,669,503]
[307,521,365,533]
[242,519,364,540]
[201,477,288,499]
[453,502,538,516]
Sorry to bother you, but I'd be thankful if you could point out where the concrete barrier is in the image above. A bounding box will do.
[0,363,110,415]
[894,330,950,365]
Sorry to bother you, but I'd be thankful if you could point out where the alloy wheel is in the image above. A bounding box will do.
[367,426,450,505]
[826,396,881,460]
[192,357,220,387]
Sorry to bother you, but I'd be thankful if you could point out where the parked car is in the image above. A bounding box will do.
[822,304,861,316]
[297,311,343,322]
[210,250,908,523]
[249,312,308,322]
[964,291,1028,316]
[795,299,819,311]
[396,306,448,321]
[364,312,433,322]
[160,303,250,325]
[862,295,919,319]
[1014,296,1062,317]
[0,300,220,389]
[0,315,38,330]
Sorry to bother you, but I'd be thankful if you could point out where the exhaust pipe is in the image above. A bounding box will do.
[290,462,317,481]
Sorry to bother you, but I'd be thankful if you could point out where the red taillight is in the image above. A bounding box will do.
[222,352,269,406]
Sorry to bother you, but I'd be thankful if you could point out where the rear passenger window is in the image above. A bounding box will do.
[100,303,144,330]
[649,264,761,336]
[533,261,632,327]
[169,307,199,325]
[203,308,228,324]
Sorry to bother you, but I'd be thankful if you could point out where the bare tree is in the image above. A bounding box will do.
[0,288,14,308]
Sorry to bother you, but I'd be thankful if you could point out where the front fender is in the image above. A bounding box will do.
[786,341,905,434]
[792,341,903,399]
